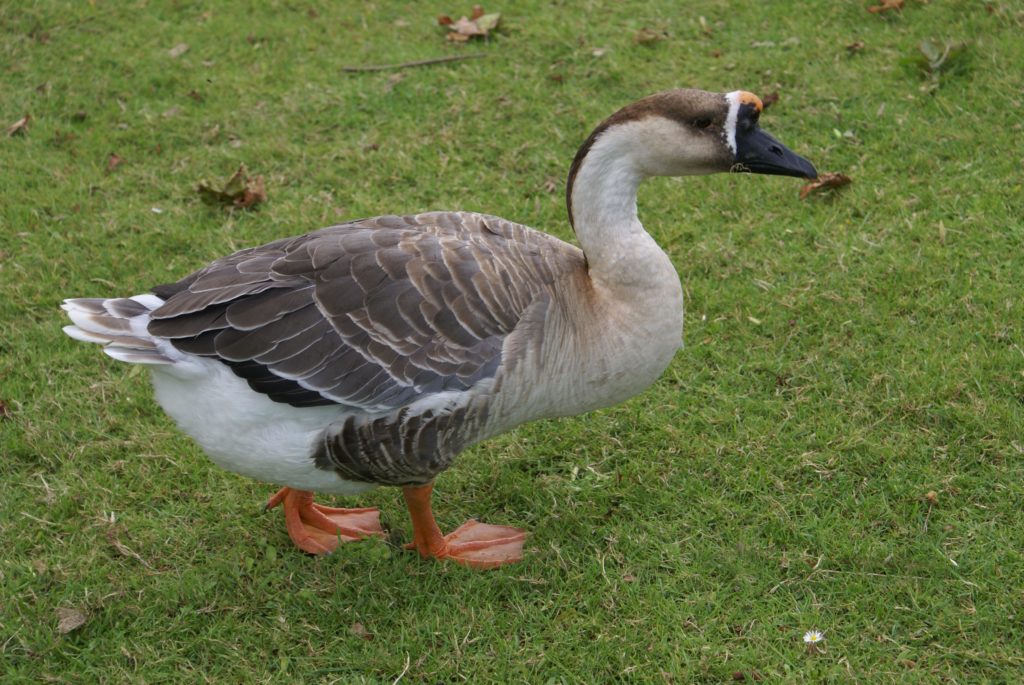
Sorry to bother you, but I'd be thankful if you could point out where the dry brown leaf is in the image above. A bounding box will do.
[799,172,852,199]
[847,40,866,53]
[168,42,189,58]
[438,6,500,41]
[196,164,267,210]
[925,490,939,505]
[0,399,11,420]
[867,0,904,13]
[56,607,88,634]
[350,622,374,640]
[7,114,30,137]
[761,91,780,109]
[633,27,667,45]
[106,153,124,173]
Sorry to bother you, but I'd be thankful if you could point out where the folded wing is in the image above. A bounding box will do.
[147,212,582,410]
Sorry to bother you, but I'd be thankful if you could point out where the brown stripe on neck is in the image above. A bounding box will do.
[565,119,615,232]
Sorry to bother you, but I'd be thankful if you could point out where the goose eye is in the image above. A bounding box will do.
[694,118,712,130]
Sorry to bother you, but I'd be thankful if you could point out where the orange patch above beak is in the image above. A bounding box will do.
[737,91,764,113]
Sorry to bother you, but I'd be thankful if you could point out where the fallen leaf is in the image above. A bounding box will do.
[168,42,189,58]
[7,114,31,137]
[475,11,500,32]
[196,164,267,210]
[867,0,903,12]
[761,91,780,109]
[633,27,667,45]
[438,6,500,41]
[351,622,374,640]
[925,490,939,505]
[0,399,11,420]
[56,607,88,634]
[799,172,852,200]
[106,153,124,172]
[913,39,969,76]
[846,40,866,54]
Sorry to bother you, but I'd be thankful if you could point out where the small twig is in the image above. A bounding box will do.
[343,53,486,72]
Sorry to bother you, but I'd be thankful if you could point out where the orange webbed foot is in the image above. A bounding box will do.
[402,483,527,570]
[406,519,526,569]
[266,487,384,555]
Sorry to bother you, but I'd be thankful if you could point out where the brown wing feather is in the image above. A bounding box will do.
[147,212,584,409]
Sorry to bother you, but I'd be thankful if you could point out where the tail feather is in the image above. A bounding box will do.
[62,295,173,365]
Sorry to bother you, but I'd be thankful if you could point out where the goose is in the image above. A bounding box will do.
[62,88,816,569]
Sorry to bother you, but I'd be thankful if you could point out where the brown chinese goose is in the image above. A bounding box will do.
[62,89,815,569]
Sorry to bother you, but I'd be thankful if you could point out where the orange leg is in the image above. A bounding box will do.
[401,483,526,570]
[265,487,383,555]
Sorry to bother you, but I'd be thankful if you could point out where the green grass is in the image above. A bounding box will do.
[2,1,1023,682]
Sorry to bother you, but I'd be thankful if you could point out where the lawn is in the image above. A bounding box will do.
[2,1,1023,682]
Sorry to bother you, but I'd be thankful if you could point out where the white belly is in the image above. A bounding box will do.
[149,356,377,496]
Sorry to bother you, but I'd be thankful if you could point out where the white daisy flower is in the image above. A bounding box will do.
[803,630,825,645]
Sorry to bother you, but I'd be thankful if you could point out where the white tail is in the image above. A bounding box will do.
[62,294,172,365]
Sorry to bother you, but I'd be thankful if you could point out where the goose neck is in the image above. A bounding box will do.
[567,133,663,289]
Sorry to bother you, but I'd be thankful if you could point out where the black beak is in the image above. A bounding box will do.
[735,126,817,179]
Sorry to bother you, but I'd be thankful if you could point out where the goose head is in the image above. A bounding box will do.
[566,88,817,228]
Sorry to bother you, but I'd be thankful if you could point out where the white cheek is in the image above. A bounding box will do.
[723,91,741,155]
